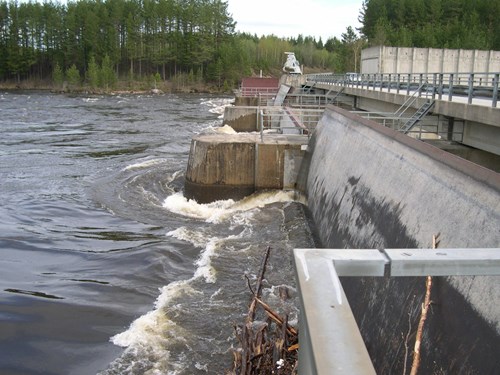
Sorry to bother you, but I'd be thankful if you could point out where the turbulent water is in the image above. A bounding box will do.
[0,91,314,375]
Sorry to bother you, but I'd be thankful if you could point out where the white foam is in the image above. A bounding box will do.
[200,98,234,118]
[83,97,99,103]
[108,279,201,374]
[111,280,194,350]
[214,124,237,134]
[163,193,235,222]
[195,362,208,371]
[167,226,209,248]
[123,158,166,171]
[193,238,218,283]
[167,227,218,283]
[163,190,298,224]
[109,228,234,366]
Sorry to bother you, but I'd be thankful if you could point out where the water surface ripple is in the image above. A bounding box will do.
[0,91,313,375]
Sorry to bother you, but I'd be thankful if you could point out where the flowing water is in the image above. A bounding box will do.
[0,91,314,375]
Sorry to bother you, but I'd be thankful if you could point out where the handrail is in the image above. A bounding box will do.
[256,106,323,139]
[238,86,279,97]
[306,72,500,108]
[394,82,429,118]
[251,92,350,108]
[294,248,500,374]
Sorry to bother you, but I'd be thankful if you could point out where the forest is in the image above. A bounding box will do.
[1,0,499,91]
[359,0,500,51]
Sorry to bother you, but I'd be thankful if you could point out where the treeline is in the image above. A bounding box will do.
[359,0,500,50]
[2,0,499,89]
[0,0,237,87]
[0,0,361,90]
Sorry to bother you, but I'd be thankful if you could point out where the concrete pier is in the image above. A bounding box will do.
[223,106,258,132]
[184,133,307,203]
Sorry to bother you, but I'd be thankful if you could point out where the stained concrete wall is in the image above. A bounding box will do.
[300,105,500,373]
[184,133,307,203]
[184,134,256,203]
[223,106,258,132]
[362,45,500,74]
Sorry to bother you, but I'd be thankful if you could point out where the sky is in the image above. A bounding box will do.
[226,0,363,42]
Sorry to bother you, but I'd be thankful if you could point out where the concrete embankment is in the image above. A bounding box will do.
[298,105,500,373]
[184,133,307,203]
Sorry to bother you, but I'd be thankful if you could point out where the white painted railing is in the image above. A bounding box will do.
[294,248,500,374]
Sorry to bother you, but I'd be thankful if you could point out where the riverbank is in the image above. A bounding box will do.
[0,78,231,95]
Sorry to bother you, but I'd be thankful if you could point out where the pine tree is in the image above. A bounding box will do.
[87,56,99,89]
[66,64,81,89]
[52,62,64,87]
[100,54,116,90]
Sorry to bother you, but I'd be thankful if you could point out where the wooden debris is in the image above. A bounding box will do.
[409,233,440,375]
[228,246,299,375]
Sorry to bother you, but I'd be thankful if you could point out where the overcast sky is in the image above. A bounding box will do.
[226,0,363,42]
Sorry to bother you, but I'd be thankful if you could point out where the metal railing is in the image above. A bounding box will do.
[306,72,500,107]
[350,111,464,142]
[294,247,500,374]
[309,78,465,141]
[254,92,351,109]
[236,86,280,97]
[257,106,323,141]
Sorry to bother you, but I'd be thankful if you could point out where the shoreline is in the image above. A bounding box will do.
[0,80,230,96]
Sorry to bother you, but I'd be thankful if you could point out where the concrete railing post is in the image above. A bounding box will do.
[493,73,499,108]
[449,73,454,101]
[468,73,475,104]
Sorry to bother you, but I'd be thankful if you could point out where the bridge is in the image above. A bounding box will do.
[301,72,500,158]
[232,71,500,171]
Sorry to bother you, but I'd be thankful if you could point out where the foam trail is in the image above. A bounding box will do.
[107,226,248,373]
[163,190,298,223]
[108,232,221,373]
[108,279,196,374]
[167,227,222,283]
[123,158,167,171]
[200,97,234,118]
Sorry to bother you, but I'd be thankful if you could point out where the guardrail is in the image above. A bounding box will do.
[253,92,351,109]
[306,72,500,107]
[236,86,280,97]
[350,110,465,142]
[257,106,323,141]
[294,248,500,374]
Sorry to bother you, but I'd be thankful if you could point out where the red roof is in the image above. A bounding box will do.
[240,77,279,96]
[241,77,279,89]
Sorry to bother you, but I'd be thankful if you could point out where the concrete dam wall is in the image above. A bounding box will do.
[300,106,500,373]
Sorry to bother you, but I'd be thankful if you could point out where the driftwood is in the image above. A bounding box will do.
[228,246,299,375]
[408,233,440,375]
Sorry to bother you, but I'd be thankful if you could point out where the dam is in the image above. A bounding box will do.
[184,73,500,373]
[294,105,500,374]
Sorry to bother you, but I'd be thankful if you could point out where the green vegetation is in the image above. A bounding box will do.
[358,0,500,50]
[2,0,497,91]
[0,0,361,91]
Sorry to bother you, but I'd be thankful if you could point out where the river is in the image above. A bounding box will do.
[0,91,314,375]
